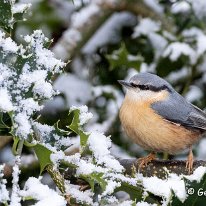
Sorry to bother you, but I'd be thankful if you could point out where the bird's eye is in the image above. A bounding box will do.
[138,85,150,90]
[130,82,138,87]
[130,83,150,90]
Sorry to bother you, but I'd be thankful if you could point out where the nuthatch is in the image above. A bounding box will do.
[118,73,206,173]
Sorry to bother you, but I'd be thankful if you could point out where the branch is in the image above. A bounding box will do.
[119,159,206,178]
[0,136,12,149]
[62,159,206,182]
[53,0,174,62]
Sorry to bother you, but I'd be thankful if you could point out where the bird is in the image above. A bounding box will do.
[118,73,206,173]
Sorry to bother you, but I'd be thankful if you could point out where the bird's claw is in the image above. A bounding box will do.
[186,149,194,174]
[137,152,156,171]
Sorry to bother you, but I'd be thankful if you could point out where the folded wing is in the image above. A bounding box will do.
[151,91,206,131]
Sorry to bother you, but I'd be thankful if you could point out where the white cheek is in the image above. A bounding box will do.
[126,89,155,101]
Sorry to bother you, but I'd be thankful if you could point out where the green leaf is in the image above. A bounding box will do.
[0,0,12,33]
[33,144,53,174]
[0,113,10,129]
[81,173,107,192]
[12,136,20,155]
[54,120,70,136]
[106,43,143,70]
[172,173,206,206]
[68,109,89,148]
[0,0,30,33]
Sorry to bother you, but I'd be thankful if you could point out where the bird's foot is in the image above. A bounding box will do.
[137,152,156,171]
[186,148,194,174]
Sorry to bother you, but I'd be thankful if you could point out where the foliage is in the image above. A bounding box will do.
[0,0,206,206]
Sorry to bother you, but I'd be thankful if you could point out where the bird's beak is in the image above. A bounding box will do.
[118,80,132,88]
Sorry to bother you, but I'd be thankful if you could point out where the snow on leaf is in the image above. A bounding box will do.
[0,0,30,32]
[0,29,65,139]
[88,131,124,172]
[0,88,14,112]
[132,18,160,38]
[163,42,196,64]
[20,177,67,206]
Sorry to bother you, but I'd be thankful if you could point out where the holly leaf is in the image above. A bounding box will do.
[0,0,12,32]
[33,143,53,174]
[106,43,143,70]
[68,109,89,148]
[0,0,30,33]
[172,173,206,206]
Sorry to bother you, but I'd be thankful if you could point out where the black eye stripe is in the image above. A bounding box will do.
[130,83,170,92]
[130,83,150,90]
[138,85,150,90]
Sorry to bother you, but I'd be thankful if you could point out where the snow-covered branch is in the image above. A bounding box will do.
[53,0,173,61]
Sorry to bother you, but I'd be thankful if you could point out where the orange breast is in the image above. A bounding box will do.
[119,92,201,154]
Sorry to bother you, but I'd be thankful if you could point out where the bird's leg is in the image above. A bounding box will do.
[137,152,156,171]
[186,147,194,174]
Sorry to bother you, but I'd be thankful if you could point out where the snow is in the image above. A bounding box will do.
[24,30,66,72]
[0,63,13,86]
[33,80,54,98]
[14,113,32,138]
[76,161,100,175]
[53,28,82,60]
[54,74,92,107]
[65,183,94,205]
[183,28,206,56]
[0,30,65,139]
[142,174,186,204]
[182,27,204,38]
[18,70,47,91]
[72,3,100,28]
[55,0,113,62]
[191,0,206,19]
[87,85,123,133]
[118,200,134,206]
[185,85,203,102]
[148,33,168,58]
[0,88,14,112]
[185,166,206,182]
[88,131,124,172]
[171,1,190,14]
[0,164,9,203]
[19,98,42,115]
[10,156,21,206]
[83,12,136,54]
[102,180,121,196]
[20,177,66,206]
[105,173,137,186]
[196,34,206,56]
[33,122,54,138]
[138,166,206,205]
[163,42,196,64]
[70,105,93,125]
[12,3,31,14]
[110,143,131,159]
[132,18,160,38]
[197,139,206,159]
[0,31,19,53]
[166,67,188,83]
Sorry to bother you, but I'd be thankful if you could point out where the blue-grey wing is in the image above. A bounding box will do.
[151,91,206,131]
